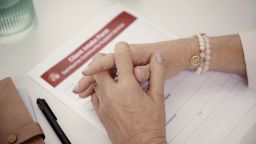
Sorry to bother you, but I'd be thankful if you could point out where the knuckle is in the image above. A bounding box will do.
[107,53,114,58]
[80,76,92,86]
[106,53,115,63]
[115,42,129,53]
[115,41,128,49]
[93,53,105,60]
[114,46,123,53]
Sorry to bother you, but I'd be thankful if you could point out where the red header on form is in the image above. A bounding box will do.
[41,11,137,87]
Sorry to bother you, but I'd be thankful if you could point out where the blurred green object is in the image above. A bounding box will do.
[0,0,36,43]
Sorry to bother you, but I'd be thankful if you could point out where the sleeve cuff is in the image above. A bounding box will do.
[239,29,256,88]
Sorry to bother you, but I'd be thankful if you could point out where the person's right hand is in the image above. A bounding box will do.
[90,44,167,144]
[73,39,194,97]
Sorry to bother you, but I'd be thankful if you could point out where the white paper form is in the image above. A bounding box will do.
[165,71,256,144]
[29,3,173,132]
[28,3,256,144]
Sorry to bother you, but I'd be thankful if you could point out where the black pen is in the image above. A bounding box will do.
[37,98,71,144]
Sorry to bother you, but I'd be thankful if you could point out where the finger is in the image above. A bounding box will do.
[83,53,115,76]
[73,76,95,94]
[114,42,135,82]
[75,53,106,93]
[134,65,150,82]
[93,53,106,60]
[90,52,115,86]
[147,52,165,101]
[93,71,114,88]
[129,43,154,65]
[91,93,99,111]
[79,84,95,98]
[82,53,106,75]
[83,43,154,76]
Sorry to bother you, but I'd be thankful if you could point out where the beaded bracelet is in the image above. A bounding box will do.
[191,33,211,74]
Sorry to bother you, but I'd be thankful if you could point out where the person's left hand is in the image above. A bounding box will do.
[73,39,192,98]
[89,42,167,144]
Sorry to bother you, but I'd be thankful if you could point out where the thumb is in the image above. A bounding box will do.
[134,65,150,82]
[148,52,165,101]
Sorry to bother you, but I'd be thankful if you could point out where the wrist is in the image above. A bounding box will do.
[161,36,202,72]
[130,129,167,144]
[146,39,196,78]
[181,37,201,70]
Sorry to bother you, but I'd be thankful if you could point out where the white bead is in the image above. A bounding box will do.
[200,42,205,46]
[195,33,211,74]
[200,52,206,58]
[197,34,202,38]
[199,37,204,43]
[205,38,210,44]
[205,48,211,54]
[203,35,208,39]
[200,46,205,50]
[205,55,211,60]
[196,67,202,74]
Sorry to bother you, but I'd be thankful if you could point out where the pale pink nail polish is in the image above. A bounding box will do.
[82,66,90,75]
[139,68,144,81]
[156,53,163,64]
[73,83,80,93]
[140,80,149,91]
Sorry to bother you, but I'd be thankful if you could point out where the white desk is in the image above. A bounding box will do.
[0,0,256,143]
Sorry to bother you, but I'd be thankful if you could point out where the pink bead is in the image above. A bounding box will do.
[205,55,211,60]
[205,60,210,66]
[206,43,211,49]
[196,67,203,74]
[203,65,209,73]
[205,48,211,54]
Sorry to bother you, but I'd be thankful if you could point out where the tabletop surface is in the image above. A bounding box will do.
[0,0,256,143]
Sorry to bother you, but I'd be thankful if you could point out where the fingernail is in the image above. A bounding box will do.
[73,83,80,93]
[156,53,163,64]
[140,80,149,91]
[139,68,144,81]
[82,65,90,75]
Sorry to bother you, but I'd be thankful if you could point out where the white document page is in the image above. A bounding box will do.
[164,71,256,144]
[29,3,172,132]
[29,3,256,144]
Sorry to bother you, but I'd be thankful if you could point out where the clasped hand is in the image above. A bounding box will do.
[74,42,167,144]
